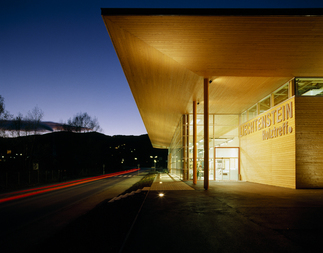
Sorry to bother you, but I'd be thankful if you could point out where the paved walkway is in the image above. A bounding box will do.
[143,173,194,191]
[123,174,323,253]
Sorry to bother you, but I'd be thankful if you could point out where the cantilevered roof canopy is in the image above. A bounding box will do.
[102,8,323,148]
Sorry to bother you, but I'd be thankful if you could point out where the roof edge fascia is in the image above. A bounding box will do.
[101,8,323,16]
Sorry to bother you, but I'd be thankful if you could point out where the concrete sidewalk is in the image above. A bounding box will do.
[144,172,194,191]
[123,173,323,253]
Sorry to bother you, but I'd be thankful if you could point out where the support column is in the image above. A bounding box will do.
[204,78,209,190]
[289,79,295,97]
[270,93,275,108]
[193,101,197,184]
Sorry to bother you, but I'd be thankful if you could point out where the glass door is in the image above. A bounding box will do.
[215,148,239,181]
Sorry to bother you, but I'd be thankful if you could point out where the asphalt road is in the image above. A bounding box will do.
[0,170,144,253]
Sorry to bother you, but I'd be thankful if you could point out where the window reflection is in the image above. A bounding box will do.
[259,96,271,113]
[248,104,257,120]
[273,83,289,106]
[296,78,323,96]
[241,111,247,124]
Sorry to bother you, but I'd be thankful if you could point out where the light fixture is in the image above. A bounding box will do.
[158,193,164,197]
[302,88,323,96]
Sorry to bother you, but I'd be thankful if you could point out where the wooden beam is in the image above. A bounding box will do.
[289,79,295,97]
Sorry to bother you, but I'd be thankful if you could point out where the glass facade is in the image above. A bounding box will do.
[168,79,308,182]
[248,104,258,120]
[259,95,271,114]
[273,82,289,106]
[240,111,247,124]
[215,147,239,181]
[169,114,239,181]
[296,78,323,96]
[169,117,184,179]
[241,80,291,123]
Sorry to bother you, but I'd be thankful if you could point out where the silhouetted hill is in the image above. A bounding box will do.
[0,132,167,191]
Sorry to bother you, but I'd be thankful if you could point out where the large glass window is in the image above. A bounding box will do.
[215,148,239,181]
[185,114,239,181]
[248,104,257,120]
[240,81,292,122]
[259,95,271,113]
[187,114,204,180]
[273,82,289,106]
[240,111,247,124]
[296,78,323,96]
[169,117,184,179]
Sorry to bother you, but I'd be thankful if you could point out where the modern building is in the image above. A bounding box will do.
[102,8,323,189]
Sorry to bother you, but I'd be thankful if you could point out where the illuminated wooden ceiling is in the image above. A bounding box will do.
[102,9,323,148]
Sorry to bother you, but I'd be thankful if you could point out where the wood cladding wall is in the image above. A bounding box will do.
[240,97,296,189]
[295,97,323,188]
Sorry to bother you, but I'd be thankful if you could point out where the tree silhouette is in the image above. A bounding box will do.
[11,113,24,137]
[0,95,13,137]
[24,106,44,135]
[67,112,101,132]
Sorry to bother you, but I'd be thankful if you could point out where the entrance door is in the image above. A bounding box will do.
[215,148,239,181]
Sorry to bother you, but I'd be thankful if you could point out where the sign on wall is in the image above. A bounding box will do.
[239,97,296,189]
[240,99,294,140]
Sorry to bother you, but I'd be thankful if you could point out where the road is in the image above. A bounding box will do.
[0,169,144,253]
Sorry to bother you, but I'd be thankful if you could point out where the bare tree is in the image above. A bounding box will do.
[0,95,12,137]
[67,112,101,132]
[11,112,24,137]
[25,105,44,135]
[89,116,101,132]
[0,95,4,116]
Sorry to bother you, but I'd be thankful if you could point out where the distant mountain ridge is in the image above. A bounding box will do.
[0,132,167,170]
[0,132,167,190]
[0,120,91,132]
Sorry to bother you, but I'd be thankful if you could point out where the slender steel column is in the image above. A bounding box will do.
[193,101,197,184]
[204,78,209,190]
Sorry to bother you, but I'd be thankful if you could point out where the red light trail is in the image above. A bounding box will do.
[0,169,139,204]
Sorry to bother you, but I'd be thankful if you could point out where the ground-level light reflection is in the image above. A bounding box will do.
[0,169,139,203]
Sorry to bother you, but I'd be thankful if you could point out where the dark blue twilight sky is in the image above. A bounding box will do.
[1,0,322,135]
